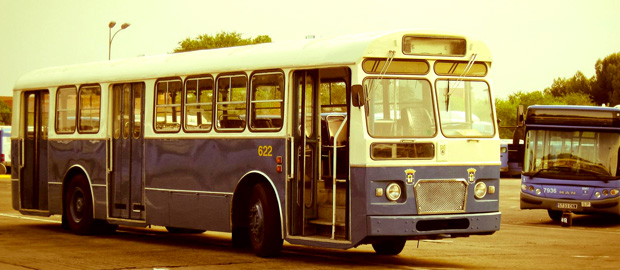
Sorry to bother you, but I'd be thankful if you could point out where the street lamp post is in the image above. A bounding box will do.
[108,21,130,60]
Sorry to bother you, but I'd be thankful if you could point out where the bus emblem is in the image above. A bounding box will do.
[467,168,477,182]
[405,169,416,184]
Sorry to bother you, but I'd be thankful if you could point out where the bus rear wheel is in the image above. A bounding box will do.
[372,237,406,255]
[248,183,282,257]
[64,174,117,235]
[65,174,96,235]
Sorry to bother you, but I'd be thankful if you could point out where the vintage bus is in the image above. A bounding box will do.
[520,105,620,225]
[11,30,500,257]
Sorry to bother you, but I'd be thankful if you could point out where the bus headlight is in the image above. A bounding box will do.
[611,189,619,196]
[474,182,487,199]
[386,183,402,201]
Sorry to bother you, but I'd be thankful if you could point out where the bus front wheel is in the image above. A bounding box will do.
[372,237,406,255]
[548,210,562,222]
[248,183,282,257]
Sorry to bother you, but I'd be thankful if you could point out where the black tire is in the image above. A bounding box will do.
[372,237,406,255]
[232,226,251,248]
[166,226,206,234]
[248,183,283,257]
[64,174,96,235]
[548,210,562,222]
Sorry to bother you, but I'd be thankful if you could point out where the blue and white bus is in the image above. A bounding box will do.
[11,30,500,257]
[520,105,620,224]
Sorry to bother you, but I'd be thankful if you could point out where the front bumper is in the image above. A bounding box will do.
[367,211,500,237]
[520,192,620,215]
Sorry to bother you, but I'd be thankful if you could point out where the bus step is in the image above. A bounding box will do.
[317,204,345,223]
[309,219,347,239]
[308,218,345,227]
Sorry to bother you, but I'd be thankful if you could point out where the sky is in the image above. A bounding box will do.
[1,0,619,99]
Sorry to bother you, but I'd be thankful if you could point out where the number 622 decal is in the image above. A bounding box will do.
[258,145,273,157]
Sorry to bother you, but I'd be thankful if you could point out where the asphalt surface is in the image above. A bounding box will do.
[1,175,620,270]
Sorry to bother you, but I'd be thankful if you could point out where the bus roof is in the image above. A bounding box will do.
[14,30,491,90]
[526,105,620,128]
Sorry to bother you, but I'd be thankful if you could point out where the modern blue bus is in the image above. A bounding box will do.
[11,30,501,257]
[520,105,620,223]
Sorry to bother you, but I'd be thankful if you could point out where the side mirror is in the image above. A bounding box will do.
[351,84,364,107]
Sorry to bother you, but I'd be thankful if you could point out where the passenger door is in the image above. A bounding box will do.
[290,70,320,236]
[20,90,49,210]
[109,83,145,220]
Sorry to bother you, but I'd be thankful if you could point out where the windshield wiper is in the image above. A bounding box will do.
[365,50,395,107]
[444,53,477,111]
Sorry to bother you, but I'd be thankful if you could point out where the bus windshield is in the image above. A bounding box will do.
[523,130,620,180]
[436,80,494,137]
[364,78,435,137]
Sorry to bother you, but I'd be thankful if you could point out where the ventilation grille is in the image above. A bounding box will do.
[415,180,467,214]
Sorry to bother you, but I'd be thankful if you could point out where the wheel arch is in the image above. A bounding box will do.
[61,165,95,218]
[231,171,284,238]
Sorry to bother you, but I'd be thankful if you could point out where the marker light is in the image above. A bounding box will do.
[386,183,402,201]
[474,182,487,199]
[603,190,609,196]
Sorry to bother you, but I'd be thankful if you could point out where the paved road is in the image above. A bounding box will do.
[1,176,619,270]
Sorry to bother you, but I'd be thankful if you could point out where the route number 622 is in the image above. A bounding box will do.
[258,145,273,157]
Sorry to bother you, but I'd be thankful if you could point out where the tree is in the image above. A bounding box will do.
[544,71,594,99]
[174,31,272,53]
[0,100,11,125]
[495,90,593,139]
[594,52,620,106]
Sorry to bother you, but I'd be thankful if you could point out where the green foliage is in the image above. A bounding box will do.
[544,71,594,99]
[174,31,272,53]
[496,91,593,139]
[496,51,620,139]
[594,52,620,105]
[0,100,11,125]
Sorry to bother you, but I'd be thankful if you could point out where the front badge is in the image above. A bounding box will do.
[405,169,416,184]
[467,168,477,183]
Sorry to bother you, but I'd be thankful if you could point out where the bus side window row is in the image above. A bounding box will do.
[52,72,284,135]
[154,72,284,133]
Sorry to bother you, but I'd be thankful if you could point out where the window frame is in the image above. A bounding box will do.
[435,79,495,138]
[153,77,183,133]
[215,73,248,132]
[183,75,214,133]
[77,84,101,134]
[249,71,285,132]
[55,85,78,134]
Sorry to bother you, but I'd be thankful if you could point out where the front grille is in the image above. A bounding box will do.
[415,179,467,214]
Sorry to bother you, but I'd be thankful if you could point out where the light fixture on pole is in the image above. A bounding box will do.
[108,21,131,60]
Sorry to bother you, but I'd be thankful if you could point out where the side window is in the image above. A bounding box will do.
[216,74,247,131]
[320,80,347,113]
[56,86,77,134]
[185,76,213,132]
[78,85,101,133]
[155,79,182,132]
[250,72,284,131]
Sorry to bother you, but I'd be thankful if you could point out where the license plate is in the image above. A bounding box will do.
[557,203,578,209]
[581,201,591,207]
